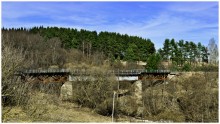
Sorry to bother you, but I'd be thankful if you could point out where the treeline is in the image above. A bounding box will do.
[2,27,155,62]
[158,39,209,66]
[2,27,216,71]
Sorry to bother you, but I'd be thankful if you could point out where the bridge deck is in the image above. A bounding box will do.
[17,69,171,76]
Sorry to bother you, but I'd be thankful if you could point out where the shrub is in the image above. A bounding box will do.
[181,63,191,71]
[156,109,185,122]
[23,92,60,120]
[177,73,218,122]
[169,61,179,71]
[193,65,218,72]
[2,37,32,107]
[95,98,120,116]
[71,67,118,112]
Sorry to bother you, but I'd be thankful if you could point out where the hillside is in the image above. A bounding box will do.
[2,27,156,63]
[2,71,218,122]
[3,97,112,122]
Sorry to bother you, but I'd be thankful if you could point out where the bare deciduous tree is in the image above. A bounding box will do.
[2,35,26,97]
[208,38,218,65]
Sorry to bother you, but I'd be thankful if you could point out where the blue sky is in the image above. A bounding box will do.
[2,1,218,49]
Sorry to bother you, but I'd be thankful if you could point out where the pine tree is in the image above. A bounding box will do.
[146,53,161,70]
[163,39,171,61]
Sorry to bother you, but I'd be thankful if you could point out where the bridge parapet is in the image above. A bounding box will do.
[22,69,70,74]
[17,69,171,76]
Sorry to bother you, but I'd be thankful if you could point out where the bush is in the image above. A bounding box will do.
[2,37,32,107]
[169,61,179,71]
[156,109,185,122]
[181,63,191,71]
[23,92,60,120]
[117,96,139,117]
[95,98,120,116]
[141,71,218,122]
[193,65,218,72]
[177,73,218,122]
[71,67,118,112]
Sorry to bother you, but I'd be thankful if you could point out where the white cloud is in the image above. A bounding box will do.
[2,2,218,50]
[168,2,217,12]
[87,10,218,49]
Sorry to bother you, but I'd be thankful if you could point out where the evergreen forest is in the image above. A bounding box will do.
[2,26,216,71]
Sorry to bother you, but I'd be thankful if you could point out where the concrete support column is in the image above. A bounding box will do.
[133,80,143,116]
[60,81,73,101]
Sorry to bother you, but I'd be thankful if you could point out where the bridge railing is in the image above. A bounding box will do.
[110,69,170,74]
[110,69,142,75]
[22,69,70,74]
[18,69,170,75]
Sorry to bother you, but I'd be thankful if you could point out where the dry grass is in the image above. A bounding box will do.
[2,107,32,122]
[3,100,112,123]
[36,101,112,122]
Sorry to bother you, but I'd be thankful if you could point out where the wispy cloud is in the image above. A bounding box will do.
[167,2,217,12]
[2,2,218,49]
